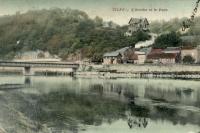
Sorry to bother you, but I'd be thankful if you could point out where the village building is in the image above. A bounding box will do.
[146,48,180,64]
[147,53,178,64]
[115,47,135,63]
[103,47,135,64]
[126,53,138,64]
[103,52,122,64]
[134,51,146,64]
[133,47,151,64]
[125,18,149,36]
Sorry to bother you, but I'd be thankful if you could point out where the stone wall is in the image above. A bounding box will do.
[109,64,200,73]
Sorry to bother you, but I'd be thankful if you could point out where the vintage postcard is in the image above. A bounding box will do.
[0,0,200,133]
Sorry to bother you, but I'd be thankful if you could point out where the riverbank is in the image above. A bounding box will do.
[76,64,200,79]
[1,64,200,79]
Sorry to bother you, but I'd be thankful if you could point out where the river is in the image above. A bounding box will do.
[0,76,200,133]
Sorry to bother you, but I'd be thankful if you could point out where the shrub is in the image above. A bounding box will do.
[182,55,195,64]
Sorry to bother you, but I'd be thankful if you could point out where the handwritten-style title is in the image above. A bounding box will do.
[182,0,200,31]
[112,8,168,12]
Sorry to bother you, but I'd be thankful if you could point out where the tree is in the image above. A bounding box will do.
[94,16,103,27]
[182,55,195,64]
[153,31,182,48]
[134,31,150,42]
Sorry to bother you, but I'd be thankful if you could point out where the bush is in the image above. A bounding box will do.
[153,31,182,48]
[182,55,195,64]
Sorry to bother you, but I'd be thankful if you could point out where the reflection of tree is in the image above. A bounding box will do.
[154,106,178,122]
[145,85,194,103]
[126,111,149,129]
[127,117,148,129]
[24,76,31,85]
[2,80,200,133]
[89,84,103,96]
[15,89,127,132]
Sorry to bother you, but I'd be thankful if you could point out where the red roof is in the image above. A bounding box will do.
[149,49,164,54]
[147,53,177,59]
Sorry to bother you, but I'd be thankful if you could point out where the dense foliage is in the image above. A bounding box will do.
[153,32,182,48]
[0,8,150,60]
[150,17,200,35]
[182,55,195,64]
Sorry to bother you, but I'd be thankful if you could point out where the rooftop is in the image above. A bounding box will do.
[164,47,180,51]
[129,18,149,25]
[103,47,132,57]
[103,51,121,57]
[147,53,177,59]
[149,49,164,54]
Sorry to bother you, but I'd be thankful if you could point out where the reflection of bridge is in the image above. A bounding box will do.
[0,61,79,76]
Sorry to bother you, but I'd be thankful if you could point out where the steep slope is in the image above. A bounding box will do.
[0,8,150,61]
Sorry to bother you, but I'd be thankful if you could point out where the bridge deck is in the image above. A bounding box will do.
[0,61,79,68]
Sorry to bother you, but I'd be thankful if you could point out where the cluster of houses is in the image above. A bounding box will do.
[103,17,200,65]
[103,46,200,65]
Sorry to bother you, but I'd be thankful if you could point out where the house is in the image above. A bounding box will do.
[163,47,181,63]
[125,18,149,36]
[147,48,179,64]
[134,47,151,64]
[103,47,135,64]
[103,52,122,64]
[147,53,178,64]
[134,51,146,64]
[115,47,135,63]
[127,53,138,64]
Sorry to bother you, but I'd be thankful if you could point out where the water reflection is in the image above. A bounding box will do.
[24,76,31,85]
[0,76,200,133]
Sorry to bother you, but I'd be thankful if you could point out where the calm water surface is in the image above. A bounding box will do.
[0,76,200,133]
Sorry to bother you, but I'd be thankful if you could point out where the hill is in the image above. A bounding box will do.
[0,8,149,61]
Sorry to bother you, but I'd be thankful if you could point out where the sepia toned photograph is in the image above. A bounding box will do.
[0,0,200,133]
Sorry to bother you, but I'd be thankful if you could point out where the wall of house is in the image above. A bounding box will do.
[113,58,121,64]
[103,57,122,64]
[149,58,176,64]
[103,58,112,65]
[159,58,175,64]
[135,55,146,64]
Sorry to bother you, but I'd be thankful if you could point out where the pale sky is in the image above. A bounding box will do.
[0,0,199,25]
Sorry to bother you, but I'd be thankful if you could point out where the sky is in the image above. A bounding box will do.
[0,0,199,25]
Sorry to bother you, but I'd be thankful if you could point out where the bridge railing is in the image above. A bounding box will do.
[0,61,79,68]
